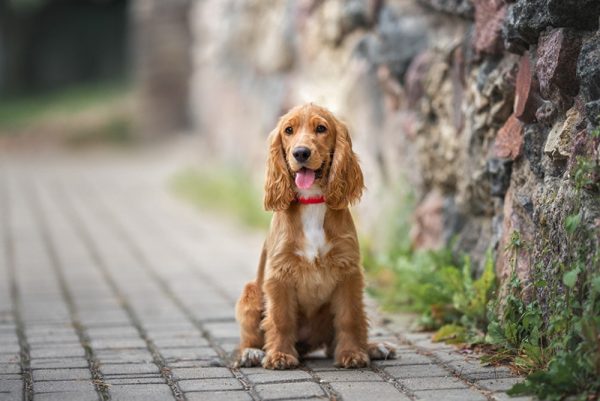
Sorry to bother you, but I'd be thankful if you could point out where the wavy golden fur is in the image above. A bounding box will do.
[235,104,395,369]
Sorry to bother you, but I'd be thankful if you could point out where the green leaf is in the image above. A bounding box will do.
[564,213,582,234]
[563,269,579,288]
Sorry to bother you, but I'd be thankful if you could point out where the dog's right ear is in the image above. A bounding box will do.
[264,128,295,211]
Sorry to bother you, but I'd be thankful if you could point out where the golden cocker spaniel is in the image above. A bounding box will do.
[235,104,395,369]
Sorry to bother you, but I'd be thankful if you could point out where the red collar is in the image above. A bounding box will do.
[296,195,326,205]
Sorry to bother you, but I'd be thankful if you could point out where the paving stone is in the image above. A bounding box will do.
[461,367,515,380]
[95,350,153,364]
[33,380,96,392]
[106,377,167,385]
[91,338,147,349]
[398,376,468,391]
[34,391,99,401]
[29,346,86,359]
[185,391,252,401]
[33,368,92,381]
[0,344,20,353]
[0,379,22,395]
[317,369,383,382]
[169,360,223,368]
[0,353,19,364]
[384,364,450,378]
[152,337,209,348]
[255,381,325,400]
[178,378,244,392]
[161,347,218,361]
[303,358,338,371]
[110,384,175,401]
[0,364,21,374]
[243,368,313,384]
[475,377,524,391]
[30,358,89,370]
[100,363,160,375]
[171,367,233,380]
[373,353,433,366]
[414,388,487,401]
[445,359,489,376]
[330,381,411,401]
[492,391,534,401]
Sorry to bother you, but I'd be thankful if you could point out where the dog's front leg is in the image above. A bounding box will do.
[331,272,370,368]
[261,278,299,369]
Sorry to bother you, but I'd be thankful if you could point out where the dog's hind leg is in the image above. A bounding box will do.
[235,281,265,367]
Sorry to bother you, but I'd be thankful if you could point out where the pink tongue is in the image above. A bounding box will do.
[295,168,316,189]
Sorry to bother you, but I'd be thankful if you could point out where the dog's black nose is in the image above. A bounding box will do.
[292,147,311,163]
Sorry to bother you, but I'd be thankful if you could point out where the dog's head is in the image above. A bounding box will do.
[264,103,364,211]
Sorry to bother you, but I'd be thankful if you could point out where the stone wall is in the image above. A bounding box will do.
[188,0,600,289]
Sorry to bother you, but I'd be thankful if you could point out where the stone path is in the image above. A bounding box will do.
[0,151,531,401]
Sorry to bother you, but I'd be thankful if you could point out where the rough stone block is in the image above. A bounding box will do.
[514,54,541,123]
[536,28,582,99]
[494,114,524,160]
[543,107,581,159]
[473,0,507,56]
[577,32,600,103]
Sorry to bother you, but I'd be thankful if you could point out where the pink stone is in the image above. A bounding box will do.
[473,0,507,56]
[514,54,541,123]
[536,28,582,99]
[495,114,524,160]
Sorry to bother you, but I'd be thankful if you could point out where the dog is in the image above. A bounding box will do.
[235,104,395,369]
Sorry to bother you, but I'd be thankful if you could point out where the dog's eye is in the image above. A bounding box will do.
[316,125,327,133]
[284,126,293,135]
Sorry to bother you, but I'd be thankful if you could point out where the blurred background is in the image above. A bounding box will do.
[0,0,599,378]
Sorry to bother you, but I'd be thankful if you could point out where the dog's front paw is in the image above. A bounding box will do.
[262,351,299,370]
[236,348,265,368]
[367,342,397,360]
[335,349,370,369]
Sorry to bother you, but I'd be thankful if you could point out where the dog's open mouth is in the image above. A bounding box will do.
[294,167,323,189]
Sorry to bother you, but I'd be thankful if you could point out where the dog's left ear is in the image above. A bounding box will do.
[326,119,364,210]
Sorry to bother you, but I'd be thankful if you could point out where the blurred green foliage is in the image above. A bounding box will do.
[170,168,271,230]
[0,80,130,131]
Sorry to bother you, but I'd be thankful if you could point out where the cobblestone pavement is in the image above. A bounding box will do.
[0,152,532,401]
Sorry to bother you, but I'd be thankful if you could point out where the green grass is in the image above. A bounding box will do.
[0,80,131,131]
[170,168,271,230]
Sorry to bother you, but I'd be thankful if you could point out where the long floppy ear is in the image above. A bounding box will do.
[264,128,295,211]
[326,119,364,210]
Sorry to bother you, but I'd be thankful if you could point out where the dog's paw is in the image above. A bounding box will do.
[335,349,370,369]
[367,342,397,360]
[262,351,299,370]
[235,348,265,368]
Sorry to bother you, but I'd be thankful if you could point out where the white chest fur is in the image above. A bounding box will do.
[297,204,330,263]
